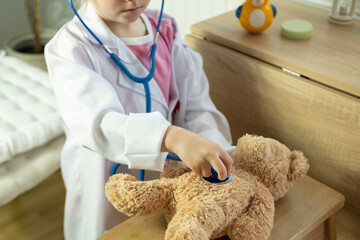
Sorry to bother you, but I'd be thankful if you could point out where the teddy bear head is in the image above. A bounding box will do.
[231,134,309,200]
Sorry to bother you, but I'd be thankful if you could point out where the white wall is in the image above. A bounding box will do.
[148,0,241,37]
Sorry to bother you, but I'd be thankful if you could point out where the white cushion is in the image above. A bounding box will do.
[0,135,65,206]
[0,56,63,163]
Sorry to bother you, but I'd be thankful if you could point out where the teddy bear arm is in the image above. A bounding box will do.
[161,160,191,178]
[228,184,275,240]
[165,199,225,240]
[105,174,175,216]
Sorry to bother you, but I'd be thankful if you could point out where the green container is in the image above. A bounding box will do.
[281,19,313,40]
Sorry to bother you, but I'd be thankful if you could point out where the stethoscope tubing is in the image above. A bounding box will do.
[69,0,169,181]
[68,0,162,84]
[68,0,104,46]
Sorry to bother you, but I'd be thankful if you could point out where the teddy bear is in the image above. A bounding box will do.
[105,134,309,240]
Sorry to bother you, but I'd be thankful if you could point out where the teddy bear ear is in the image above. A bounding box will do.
[235,134,271,162]
[287,151,310,181]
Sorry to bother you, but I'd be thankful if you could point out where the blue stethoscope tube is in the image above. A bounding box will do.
[68,0,166,181]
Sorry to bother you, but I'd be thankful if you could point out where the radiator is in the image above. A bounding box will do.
[148,0,242,36]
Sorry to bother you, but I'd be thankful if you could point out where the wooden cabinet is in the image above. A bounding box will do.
[186,0,360,217]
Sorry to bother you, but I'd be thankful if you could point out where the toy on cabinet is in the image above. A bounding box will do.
[236,0,277,33]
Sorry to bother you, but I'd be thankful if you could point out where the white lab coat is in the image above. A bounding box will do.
[45,3,233,240]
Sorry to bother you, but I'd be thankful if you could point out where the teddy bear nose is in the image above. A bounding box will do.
[202,167,232,184]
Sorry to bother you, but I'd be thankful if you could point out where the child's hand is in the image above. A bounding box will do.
[161,126,233,180]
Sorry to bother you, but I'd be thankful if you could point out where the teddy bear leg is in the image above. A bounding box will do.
[165,199,225,240]
[228,184,275,240]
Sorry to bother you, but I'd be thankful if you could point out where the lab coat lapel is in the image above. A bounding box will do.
[79,3,116,48]
[80,3,168,110]
[113,37,168,111]
[115,46,168,111]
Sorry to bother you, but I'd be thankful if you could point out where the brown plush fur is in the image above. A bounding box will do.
[105,134,309,240]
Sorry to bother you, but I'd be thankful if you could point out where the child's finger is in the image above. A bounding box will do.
[220,150,233,176]
[190,165,201,176]
[201,164,212,178]
[209,157,227,180]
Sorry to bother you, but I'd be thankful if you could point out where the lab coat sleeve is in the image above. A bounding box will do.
[45,36,170,171]
[172,34,235,154]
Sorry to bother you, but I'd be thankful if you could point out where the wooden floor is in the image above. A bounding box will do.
[0,170,359,240]
[0,171,65,240]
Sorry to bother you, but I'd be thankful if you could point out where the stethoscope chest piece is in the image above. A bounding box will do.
[202,167,232,184]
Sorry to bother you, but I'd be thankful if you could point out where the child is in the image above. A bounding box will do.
[45,0,234,239]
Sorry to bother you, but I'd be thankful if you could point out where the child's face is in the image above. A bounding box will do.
[91,0,151,25]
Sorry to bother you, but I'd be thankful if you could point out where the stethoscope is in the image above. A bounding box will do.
[68,0,230,183]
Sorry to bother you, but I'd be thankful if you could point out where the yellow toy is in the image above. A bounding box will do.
[236,0,277,33]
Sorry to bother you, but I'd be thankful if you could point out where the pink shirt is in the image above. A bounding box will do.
[124,14,175,106]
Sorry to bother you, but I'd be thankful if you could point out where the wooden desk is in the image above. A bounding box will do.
[190,0,360,97]
[187,0,360,216]
[98,176,344,240]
